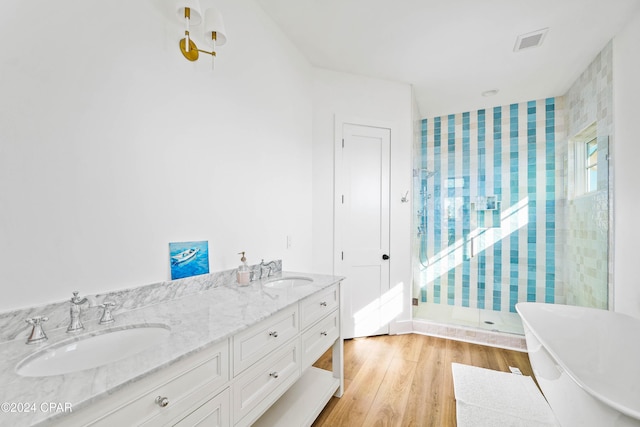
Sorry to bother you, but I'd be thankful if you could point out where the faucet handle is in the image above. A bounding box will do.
[26,316,48,325]
[71,291,81,303]
[25,316,48,344]
[99,302,116,325]
[70,291,92,306]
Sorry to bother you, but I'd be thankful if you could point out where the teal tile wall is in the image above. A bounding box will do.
[416,98,562,313]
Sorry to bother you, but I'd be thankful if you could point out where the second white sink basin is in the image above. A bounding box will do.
[264,276,313,288]
[16,324,170,377]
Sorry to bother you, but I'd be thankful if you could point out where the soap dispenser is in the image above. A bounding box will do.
[237,252,250,285]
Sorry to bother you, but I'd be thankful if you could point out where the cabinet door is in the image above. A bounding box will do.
[299,284,339,330]
[174,388,230,427]
[85,340,229,427]
[233,337,300,426]
[301,309,340,368]
[233,305,298,376]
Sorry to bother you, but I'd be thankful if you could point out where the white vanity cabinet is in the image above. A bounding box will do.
[235,283,343,427]
[231,304,300,426]
[299,285,340,368]
[252,283,343,427]
[50,281,342,427]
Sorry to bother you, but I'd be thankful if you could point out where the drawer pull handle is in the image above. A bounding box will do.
[155,396,170,408]
[320,301,327,306]
[269,331,278,338]
[269,371,279,379]
[320,331,328,336]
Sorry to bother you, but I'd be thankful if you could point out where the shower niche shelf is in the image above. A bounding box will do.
[474,196,500,211]
[471,196,502,229]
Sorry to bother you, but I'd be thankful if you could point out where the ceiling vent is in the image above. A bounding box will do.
[514,28,549,52]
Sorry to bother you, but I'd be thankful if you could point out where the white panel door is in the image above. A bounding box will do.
[338,123,391,339]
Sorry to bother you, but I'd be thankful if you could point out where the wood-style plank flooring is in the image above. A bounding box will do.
[312,333,534,427]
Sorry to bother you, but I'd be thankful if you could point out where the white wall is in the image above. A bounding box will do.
[311,68,413,326]
[0,0,314,311]
[613,8,640,317]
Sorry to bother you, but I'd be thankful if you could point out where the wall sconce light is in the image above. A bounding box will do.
[176,0,227,69]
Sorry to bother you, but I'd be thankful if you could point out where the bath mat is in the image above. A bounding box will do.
[451,363,559,427]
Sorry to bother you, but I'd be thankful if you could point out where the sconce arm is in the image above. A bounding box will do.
[196,49,216,57]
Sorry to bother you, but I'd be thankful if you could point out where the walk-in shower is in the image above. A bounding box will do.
[412,97,610,336]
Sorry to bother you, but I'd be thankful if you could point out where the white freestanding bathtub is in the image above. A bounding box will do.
[516,302,640,427]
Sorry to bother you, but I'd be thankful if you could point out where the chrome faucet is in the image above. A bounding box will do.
[259,259,278,279]
[67,291,89,332]
[25,316,48,344]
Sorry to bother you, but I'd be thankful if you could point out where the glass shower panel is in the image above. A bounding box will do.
[412,99,581,335]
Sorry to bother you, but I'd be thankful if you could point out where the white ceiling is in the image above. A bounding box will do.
[255,0,640,117]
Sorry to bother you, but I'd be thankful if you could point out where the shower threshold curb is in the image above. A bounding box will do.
[407,319,527,352]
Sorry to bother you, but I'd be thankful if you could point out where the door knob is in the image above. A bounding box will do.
[155,396,170,408]
[382,254,390,260]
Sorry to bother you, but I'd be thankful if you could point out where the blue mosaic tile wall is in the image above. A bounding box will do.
[416,98,559,313]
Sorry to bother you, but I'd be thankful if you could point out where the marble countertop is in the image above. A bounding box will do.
[0,271,342,427]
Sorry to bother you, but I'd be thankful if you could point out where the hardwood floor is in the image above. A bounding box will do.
[312,333,534,427]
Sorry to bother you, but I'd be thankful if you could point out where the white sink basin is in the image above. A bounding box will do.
[264,276,313,288]
[16,324,170,377]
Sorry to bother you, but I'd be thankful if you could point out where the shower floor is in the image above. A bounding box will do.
[413,302,525,335]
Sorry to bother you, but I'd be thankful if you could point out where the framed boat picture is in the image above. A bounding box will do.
[169,240,210,280]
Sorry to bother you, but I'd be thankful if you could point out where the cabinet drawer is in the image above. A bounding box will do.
[174,387,230,427]
[301,309,340,368]
[299,284,339,330]
[233,337,300,426]
[233,305,298,376]
[89,339,229,426]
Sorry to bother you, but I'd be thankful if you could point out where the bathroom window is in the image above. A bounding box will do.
[570,122,597,198]
[585,137,598,193]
